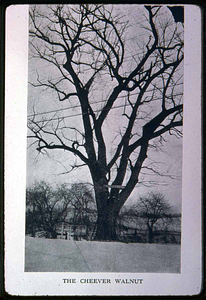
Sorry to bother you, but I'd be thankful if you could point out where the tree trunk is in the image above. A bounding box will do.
[31,224,36,237]
[91,166,123,241]
[93,181,120,241]
[148,227,153,243]
[94,208,119,241]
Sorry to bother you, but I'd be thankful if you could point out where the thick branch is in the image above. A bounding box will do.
[129,104,183,153]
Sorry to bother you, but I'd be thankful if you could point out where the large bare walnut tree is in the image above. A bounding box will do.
[28,4,183,240]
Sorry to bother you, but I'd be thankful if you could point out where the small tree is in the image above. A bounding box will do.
[136,192,171,243]
[68,183,96,226]
[26,181,72,238]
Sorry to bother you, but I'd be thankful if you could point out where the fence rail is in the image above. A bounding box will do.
[55,223,181,244]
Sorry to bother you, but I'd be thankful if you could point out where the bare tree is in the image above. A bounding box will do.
[27,5,183,240]
[26,181,71,238]
[68,182,96,226]
[136,192,171,243]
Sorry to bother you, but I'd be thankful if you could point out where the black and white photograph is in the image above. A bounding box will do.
[25,4,183,273]
[4,3,202,297]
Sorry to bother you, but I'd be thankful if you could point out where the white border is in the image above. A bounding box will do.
[4,4,202,296]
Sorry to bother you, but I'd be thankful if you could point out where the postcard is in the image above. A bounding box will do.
[4,4,202,296]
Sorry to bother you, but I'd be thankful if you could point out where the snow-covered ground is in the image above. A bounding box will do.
[25,236,180,273]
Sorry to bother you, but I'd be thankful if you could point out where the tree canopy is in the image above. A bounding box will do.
[26,181,95,237]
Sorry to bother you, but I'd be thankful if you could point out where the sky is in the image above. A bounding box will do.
[26,4,183,213]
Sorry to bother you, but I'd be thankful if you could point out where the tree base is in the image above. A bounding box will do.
[94,227,119,242]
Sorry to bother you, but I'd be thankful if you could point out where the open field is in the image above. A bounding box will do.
[25,236,180,273]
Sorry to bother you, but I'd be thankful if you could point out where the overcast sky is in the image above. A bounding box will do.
[26,5,183,213]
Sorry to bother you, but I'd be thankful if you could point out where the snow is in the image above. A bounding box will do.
[25,236,180,273]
